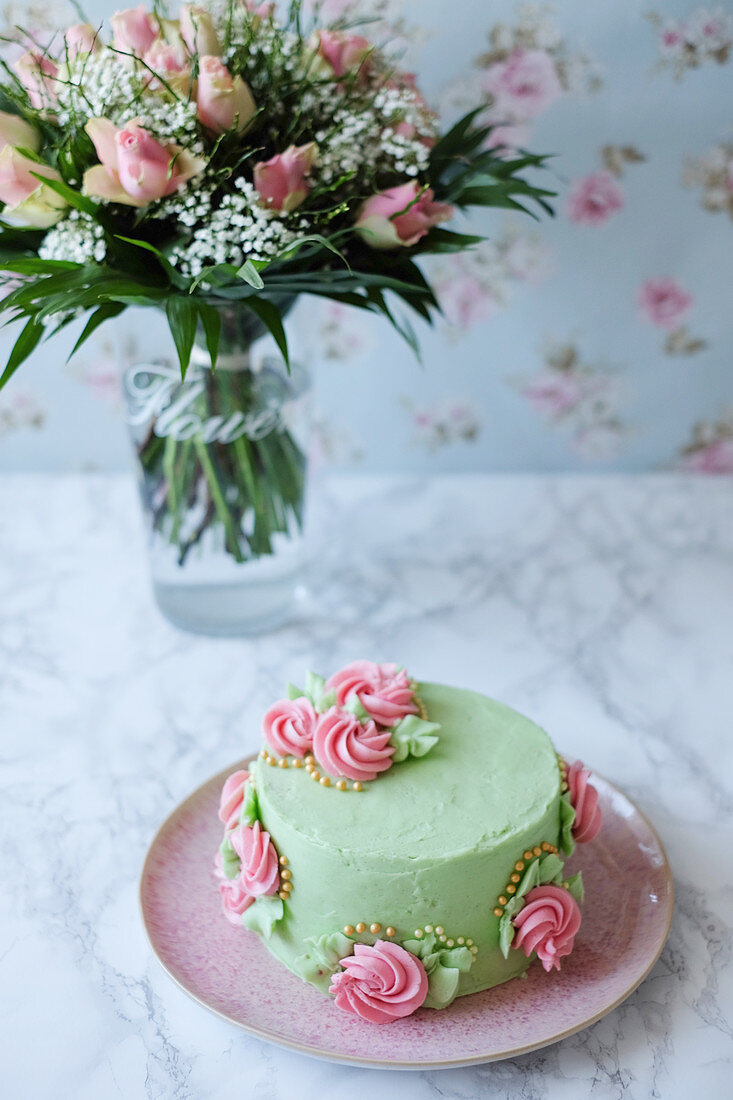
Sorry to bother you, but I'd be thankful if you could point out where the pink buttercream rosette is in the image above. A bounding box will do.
[217,769,250,831]
[566,760,602,843]
[229,819,280,897]
[262,696,317,757]
[329,940,429,1023]
[313,706,395,782]
[214,851,255,924]
[512,884,581,972]
[326,660,418,727]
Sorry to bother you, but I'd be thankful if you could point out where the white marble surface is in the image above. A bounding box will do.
[2,473,732,1099]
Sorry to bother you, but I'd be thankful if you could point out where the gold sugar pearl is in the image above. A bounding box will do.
[336,780,347,791]
[370,923,381,934]
[447,939,454,947]
[493,907,503,917]
[457,937,465,945]
[352,782,363,792]
[466,938,474,947]
[293,759,303,769]
[435,925,444,935]
[541,841,550,851]
[414,928,424,938]
[279,855,289,866]
[498,896,507,906]
[515,861,525,872]
[267,756,276,766]
[278,759,288,769]
[320,776,331,787]
[507,885,516,895]
[305,763,314,773]
[438,934,447,943]
[523,850,533,861]
[311,770,320,781]
[259,748,267,758]
[280,868,292,881]
[278,891,288,900]
[470,945,478,955]
[355,922,366,933]
[344,924,355,935]
[281,881,292,893]
[385,927,395,937]
[510,873,520,884]
[424,924,434,934]
[304,754,315,765]
[533,846,542,857]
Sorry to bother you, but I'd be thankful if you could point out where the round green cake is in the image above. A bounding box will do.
[215,663,600,1022]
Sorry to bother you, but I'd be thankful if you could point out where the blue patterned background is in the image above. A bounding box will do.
[1,0,732,473]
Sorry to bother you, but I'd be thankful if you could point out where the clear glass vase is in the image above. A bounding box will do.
[123,305,310,635]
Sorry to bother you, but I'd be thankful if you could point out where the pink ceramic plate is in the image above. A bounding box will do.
[140,757,673,1069]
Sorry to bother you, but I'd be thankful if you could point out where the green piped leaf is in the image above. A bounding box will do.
[537,852,564,885]
[402,932,436,959]
[437,945,473,973]
[390,715,440,763]
[241,894,284,938]
[345,696,370,722]
[294,931,353,984]
[516,856,540,900]
[564,871,585,904]
[287,682,305,700]
[559,791,577,856]
[423,964,460,1010]
[219,836,240,880]
[498,910,515,958]
[240,778,259,827]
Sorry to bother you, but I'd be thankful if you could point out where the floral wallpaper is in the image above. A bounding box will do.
[1,0,732,474]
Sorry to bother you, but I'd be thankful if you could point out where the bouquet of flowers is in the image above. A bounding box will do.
[0,0,552,571]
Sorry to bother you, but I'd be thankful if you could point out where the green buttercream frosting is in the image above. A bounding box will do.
[241,894,284,937]
[559,791,577,855]
[252,682,567,1004]
[293,931,354,983]
[219,836,240,880]
[240,778,259,827]
[390,715,441,762]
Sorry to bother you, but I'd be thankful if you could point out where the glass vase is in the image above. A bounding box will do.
[123,305,310,635]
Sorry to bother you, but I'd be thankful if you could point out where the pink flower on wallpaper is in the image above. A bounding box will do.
[682,439,733,474]
[521,372,583,419]
[481,49,563,120]
[637,278,693,329]
[438,274,497,328]
[484,121,532,156]
[565,171,624,226]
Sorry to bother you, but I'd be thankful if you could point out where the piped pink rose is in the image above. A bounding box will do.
[83,117,206,206]
[326,660,418,727]
[111,6,158,55]
[329,940,428,1023]
[253,142,316,212]
[512,885,581,972]
[263,696,317,758]
[214,851,254,923]
[566,760,602,844]
[13,51,58,112]
[196,56,256,133]
[229,819,279,896]
[355,182,453,250]
[217,768,250,831]
[313,707,394,782]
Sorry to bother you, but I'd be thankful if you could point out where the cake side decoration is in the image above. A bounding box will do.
[329,940,429,1024]
[558,756,603,854]
[215,768,288,936]
[261,661,440,786]
[497,844,584,964]
[511,885,582,973]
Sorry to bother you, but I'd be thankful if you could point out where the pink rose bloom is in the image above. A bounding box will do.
[522,371,583,419]
[0,110,40,155]
[326,660,418,726]
[566,760,602,844]
[218,768,250,831]
[262,696,317,757]
[313,707,395,782]
[637,278,693,329]
[355,182,453,250]
[111,6,158,55]
[180,4,221,56]
[229,819,279,896]
[482,49,562,121]
[196,56,256,133]
[682,440,733,475]
[142,40,191,92]
[65,23,101,57]
[566,171,624,227]
[317,30,372,78]
[214,851,255,923]
[253,142,316,212]
[13,51,58,111]
[0,147,66,227]
[244,0,275,17]
[330,940,428,1023]
[513,885,582,972]
[83,117,206,206]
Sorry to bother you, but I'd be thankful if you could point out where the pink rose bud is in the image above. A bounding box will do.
[0,147,66,227]
[253,142,317,212]
[13,51,59,111]
[196,56,256,133]
[83,116,206,206]
[317,30,372,78]
[111,5,158,55]
[65,23,101,57]
[355,182,453,249]
[0,110,40,154]
[180,4,221,55]
[244,0,275,17]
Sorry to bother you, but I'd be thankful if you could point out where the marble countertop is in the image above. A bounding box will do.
[2,473,732,1099]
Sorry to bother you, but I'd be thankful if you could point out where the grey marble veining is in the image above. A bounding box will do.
[1,473,732,1099]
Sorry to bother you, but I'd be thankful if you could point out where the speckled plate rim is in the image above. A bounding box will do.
[139,756,674,1071]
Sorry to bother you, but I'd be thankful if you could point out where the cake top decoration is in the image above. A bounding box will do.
[260,661,440,784]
